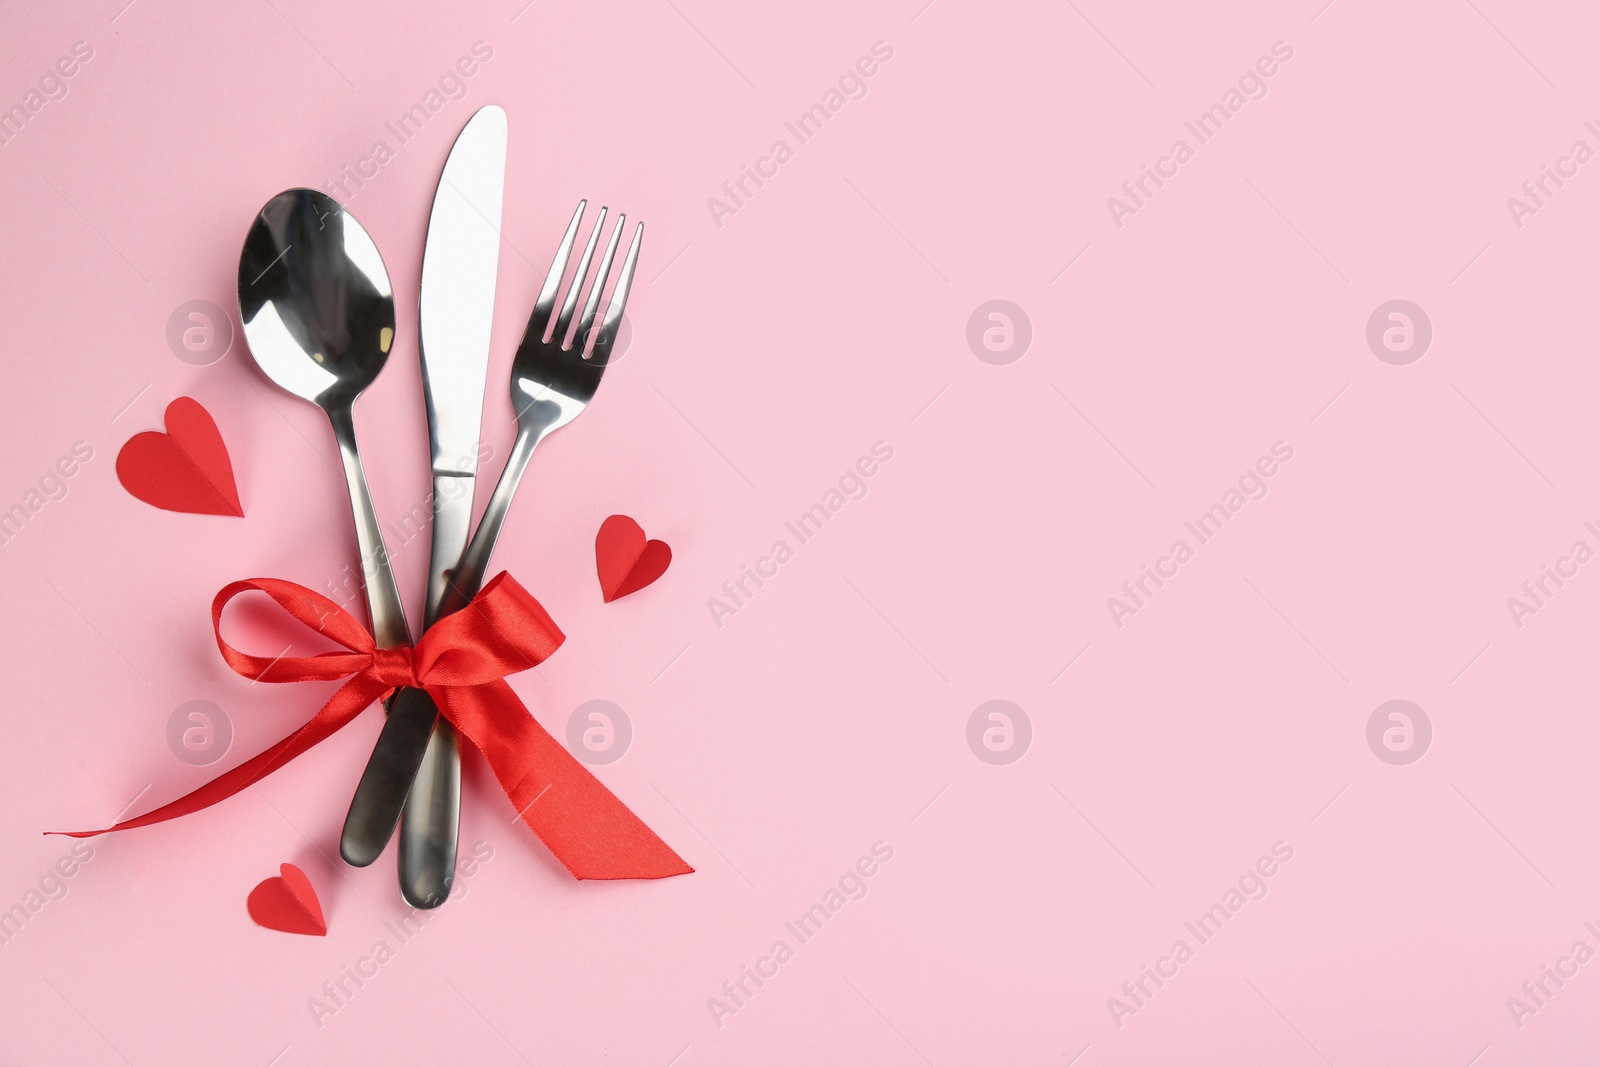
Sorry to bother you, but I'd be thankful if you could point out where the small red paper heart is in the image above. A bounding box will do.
[596,514,672,602]
[116,397,243,516]
[247,863,326,936]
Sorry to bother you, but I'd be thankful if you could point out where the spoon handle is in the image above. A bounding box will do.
[326,405,411,650]
[329,404,421,868]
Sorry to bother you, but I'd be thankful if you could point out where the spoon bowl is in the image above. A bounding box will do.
[238,188,396,411]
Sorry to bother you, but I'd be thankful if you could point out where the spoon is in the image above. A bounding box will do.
[236,189,412,662]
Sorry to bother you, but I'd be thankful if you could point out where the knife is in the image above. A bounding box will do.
[338,105,508,906]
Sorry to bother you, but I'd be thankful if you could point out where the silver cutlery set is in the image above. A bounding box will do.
[236,104,641,907]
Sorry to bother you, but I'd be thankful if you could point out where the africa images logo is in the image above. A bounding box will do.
[1104,40,1295,229]
[705,842,894,1030]
[707,441,893,628]
[1105,441,1294,628]
[705,41,895,229]
[1107,841,1295,1029]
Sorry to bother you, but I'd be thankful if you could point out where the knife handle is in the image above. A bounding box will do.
[397,718,461,907]
[392,425,537,902]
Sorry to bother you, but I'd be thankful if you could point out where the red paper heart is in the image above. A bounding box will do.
[116,397,243,516]
[596,514,672,602]
[246,863,326,936]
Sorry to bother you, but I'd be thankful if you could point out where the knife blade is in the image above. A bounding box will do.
[338,105,508,894]
[416,103,506,611]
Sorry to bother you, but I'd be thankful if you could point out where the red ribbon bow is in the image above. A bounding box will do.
[54,574,692,881]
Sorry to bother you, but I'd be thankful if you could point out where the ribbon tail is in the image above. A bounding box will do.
[48,676,393,838]
[441,681,693,880]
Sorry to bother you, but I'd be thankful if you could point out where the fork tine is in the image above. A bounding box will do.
[529,199,586,342]
[590,222,642,367]
[575,214,624,356]
[553,207,606,348]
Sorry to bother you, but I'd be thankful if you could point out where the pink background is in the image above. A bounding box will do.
[2,0,1598,1063]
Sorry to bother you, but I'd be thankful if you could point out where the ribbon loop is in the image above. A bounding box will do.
[412,573,563,685]
[53,573,692,882]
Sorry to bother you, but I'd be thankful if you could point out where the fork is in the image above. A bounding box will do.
[436,198,640,615]
[343,199,643,906]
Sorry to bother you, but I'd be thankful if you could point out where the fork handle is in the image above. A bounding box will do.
[339,426,537,875]
[441,426,535,608]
